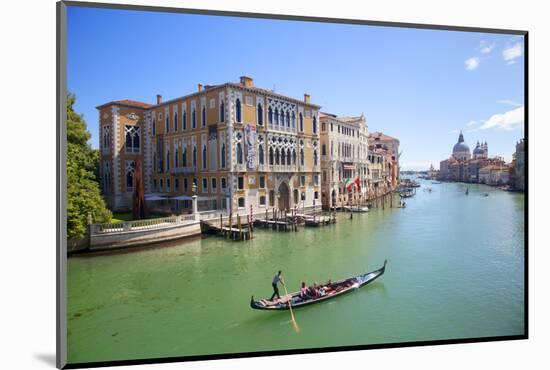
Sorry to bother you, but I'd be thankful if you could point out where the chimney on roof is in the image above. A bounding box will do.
[240,76,254,88]
[198,83,203,92]
[304,93,311,104]
[156,94,162,104]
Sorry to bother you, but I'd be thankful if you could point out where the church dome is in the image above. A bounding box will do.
[452,132,471,160]
[473,144,484,155]
[453,142,470,153]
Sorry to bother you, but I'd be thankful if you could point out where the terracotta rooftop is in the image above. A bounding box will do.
[369,131,399,143]
[96,99,152,110]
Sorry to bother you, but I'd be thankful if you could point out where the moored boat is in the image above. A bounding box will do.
[250,260,387,311]
[343,206,369,213]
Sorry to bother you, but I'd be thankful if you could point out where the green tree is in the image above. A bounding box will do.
[66,93,111,239]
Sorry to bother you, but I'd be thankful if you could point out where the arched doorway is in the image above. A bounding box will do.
[278,182,290,211]
[331,189,336,207]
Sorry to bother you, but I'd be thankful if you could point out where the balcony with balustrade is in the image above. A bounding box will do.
[170,166,197,175]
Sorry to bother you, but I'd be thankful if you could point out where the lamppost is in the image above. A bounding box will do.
[192,182,198,220]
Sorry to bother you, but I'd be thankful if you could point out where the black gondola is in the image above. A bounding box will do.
[250,260,387,311]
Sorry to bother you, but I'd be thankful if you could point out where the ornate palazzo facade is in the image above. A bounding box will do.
[319,113,369,208]
[97,76,321,214]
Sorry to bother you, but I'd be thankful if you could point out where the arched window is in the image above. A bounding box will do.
[103,161,110,192]
[235,98,242,122]
[174,112,178,131]
[257,104,263,125]
[202,145,207,169]
[126,164,134,192]
[182,110,187,130]
[281,149,286,165]
[175,148,179,167]
[182,148,187,166]
[236,143,243,164]
[202,106,206,127]
[166,116,169,133]
[268,107,273,124]
[292,149,297,165]
[292,112,296,128]
[274,108,279,125]
[192,109,196,129]
[259,144,264,165]
[221,143,226,168]
[287,149,291,166]
[280,110,285,126]
[269,147,274,165]
[125,130,132,149]
[102,129,108,149]
[322,144,326,156]
[299,113,303,132]
[286,111,290,127]
[275,148,280,165]
[125,125,140,152]
[300,148,304,166]
[314,150,318,166]
[220,101,225,122]
[313,116,317,133]
[193,146,197,167]
[166,150,170,170]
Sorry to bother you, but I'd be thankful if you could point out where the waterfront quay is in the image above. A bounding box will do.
[67,178,525,364]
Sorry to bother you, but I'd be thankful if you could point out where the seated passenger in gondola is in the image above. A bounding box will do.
[308,282,320,298]
[299,282,311,300]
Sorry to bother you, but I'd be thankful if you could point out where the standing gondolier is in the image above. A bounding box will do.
[270,270,285,301]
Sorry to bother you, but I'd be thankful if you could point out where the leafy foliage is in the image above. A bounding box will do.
[66,93,111,238]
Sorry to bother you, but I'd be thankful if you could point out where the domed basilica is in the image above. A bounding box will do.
[452,131,471,161]
[440,131,497,182]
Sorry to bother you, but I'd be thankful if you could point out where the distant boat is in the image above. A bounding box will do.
[431,181,442,184]
[481,193,489,197]
[465,188,469,195]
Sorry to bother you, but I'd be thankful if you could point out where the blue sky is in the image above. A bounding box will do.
[67,6,525,170]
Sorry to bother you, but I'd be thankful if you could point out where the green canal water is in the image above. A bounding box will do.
[67,179,525,364]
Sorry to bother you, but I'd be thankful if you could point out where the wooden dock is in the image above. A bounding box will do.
[201,214,253,241]
[255,218,294,231]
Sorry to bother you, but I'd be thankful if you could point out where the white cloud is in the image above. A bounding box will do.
[498,99,522,107]
[447,129,459,134]
[465,57,480,70]
[466,120,478,127]
[503,42,523,64]
[479,41,495,54]
[477,106,525,131]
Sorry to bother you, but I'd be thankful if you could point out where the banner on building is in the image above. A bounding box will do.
[245,124,257,170]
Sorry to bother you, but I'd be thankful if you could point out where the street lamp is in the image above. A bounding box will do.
[191,182,198,220]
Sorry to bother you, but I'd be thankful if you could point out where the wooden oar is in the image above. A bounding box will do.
[281,279,300,333]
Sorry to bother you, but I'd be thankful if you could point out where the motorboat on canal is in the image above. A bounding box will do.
[343,205,370,213]
[250,260,387,311]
